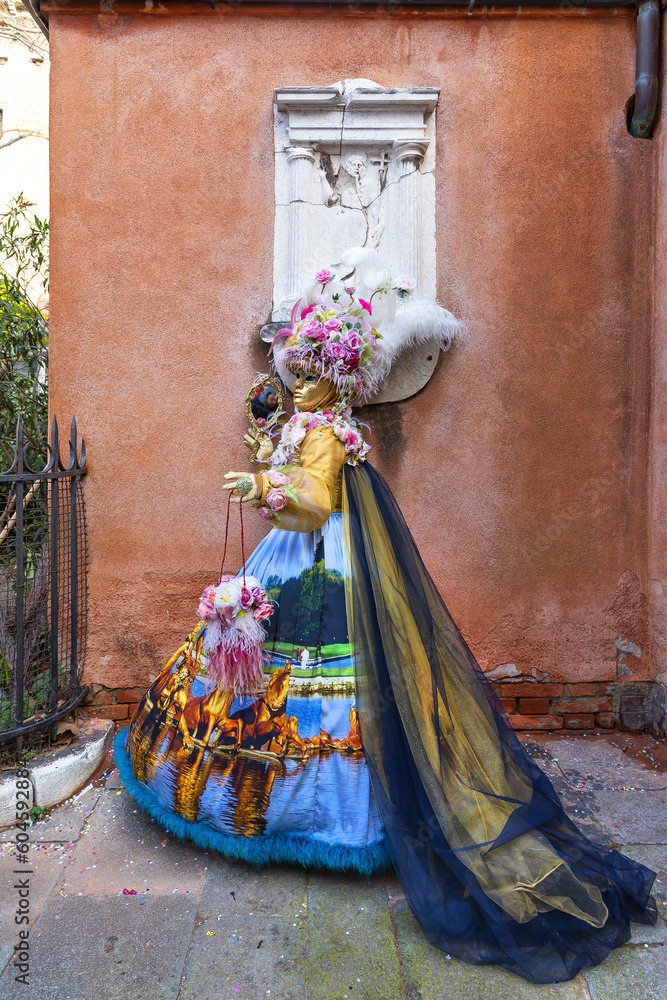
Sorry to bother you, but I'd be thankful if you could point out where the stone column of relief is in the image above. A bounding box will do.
[286,146,316,298]
[395,141,428,290]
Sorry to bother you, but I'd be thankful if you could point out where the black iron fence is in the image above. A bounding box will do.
[0,417,88,745]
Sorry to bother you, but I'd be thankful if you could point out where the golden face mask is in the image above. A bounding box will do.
[292,369,340,413]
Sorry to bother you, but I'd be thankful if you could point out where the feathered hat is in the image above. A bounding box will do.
[271,247,463,405]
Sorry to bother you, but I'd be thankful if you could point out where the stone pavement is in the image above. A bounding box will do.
[0,730,665,1000]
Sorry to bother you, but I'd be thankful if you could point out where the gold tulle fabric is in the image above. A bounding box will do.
[342,466,610,928]
[264,426,346,533]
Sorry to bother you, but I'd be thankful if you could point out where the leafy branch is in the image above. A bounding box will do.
[0,193,49,466]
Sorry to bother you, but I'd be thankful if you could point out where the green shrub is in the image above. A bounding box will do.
[0,193,49,469]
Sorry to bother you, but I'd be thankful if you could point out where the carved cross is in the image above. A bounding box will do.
[371,150,391,189]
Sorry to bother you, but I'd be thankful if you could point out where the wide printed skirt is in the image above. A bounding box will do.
[117,513,389,874]
[115,463,658,984]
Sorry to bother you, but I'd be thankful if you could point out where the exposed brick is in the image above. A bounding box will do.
[84,704,128,721]
[518,698,550,714]
[508,714,563,731]
[116,687,147,704]
[500,698,517,715]
[500,683,563,698]
[89,690,114,706]
[596,712,615,729]
[564,683,597,697]
[599,683,615,696]
[490,683,501,696]
[564,714,595,730]
[552,697,613,714]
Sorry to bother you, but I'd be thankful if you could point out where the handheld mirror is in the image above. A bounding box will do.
[244,375,285,461]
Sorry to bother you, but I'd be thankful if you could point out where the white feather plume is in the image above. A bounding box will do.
[377,298,463,368]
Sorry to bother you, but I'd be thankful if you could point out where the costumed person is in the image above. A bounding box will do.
[115,248,657,985]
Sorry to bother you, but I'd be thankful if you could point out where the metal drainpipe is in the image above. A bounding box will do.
[630,0,660,139]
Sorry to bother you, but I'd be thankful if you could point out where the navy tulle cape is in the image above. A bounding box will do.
[343,462,657,985]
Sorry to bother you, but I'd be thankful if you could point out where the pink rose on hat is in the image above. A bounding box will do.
[327,342,347,361]
[395,275,416,297]
[344,331,363,351]
[302,320,325,340]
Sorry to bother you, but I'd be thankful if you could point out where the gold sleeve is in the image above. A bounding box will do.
[263,426,346,533]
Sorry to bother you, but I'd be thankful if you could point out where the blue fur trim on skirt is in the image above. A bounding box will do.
[113,727,392,876]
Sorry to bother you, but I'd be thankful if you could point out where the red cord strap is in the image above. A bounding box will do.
[239,492,246,586]
[217,487,247,585]
[218,490,233,584]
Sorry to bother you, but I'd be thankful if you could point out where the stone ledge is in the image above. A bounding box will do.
[0,717,114,830]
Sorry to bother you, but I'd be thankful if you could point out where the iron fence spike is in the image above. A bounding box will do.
[1,413,88,742]
[67,416,78,471]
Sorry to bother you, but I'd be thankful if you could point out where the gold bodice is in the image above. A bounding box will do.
[260,426,347,533]
[290,447,344,514]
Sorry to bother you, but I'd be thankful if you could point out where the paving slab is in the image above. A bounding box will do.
[0,788,99,844]
[104,769,124,791]
[581,942,667,1000]
[60,785,207,898]
[307,866,389,889]
[0,848,62,956]
[180,912,307,1000]
[588,790,667,845]
[195,852,307,918]
[627,915,667,944]
[620,845,667,919]
[0,895,197,1000]
[543,739,667,792]
[392,900,587,999]
[307,881,402,1000]
[521,742,612,845]
[556,788,612,847]
[180,855,308,999]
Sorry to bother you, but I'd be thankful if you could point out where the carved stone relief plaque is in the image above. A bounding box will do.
[265,78,443,404]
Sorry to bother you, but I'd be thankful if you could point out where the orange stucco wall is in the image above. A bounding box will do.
[47,8,660,703]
